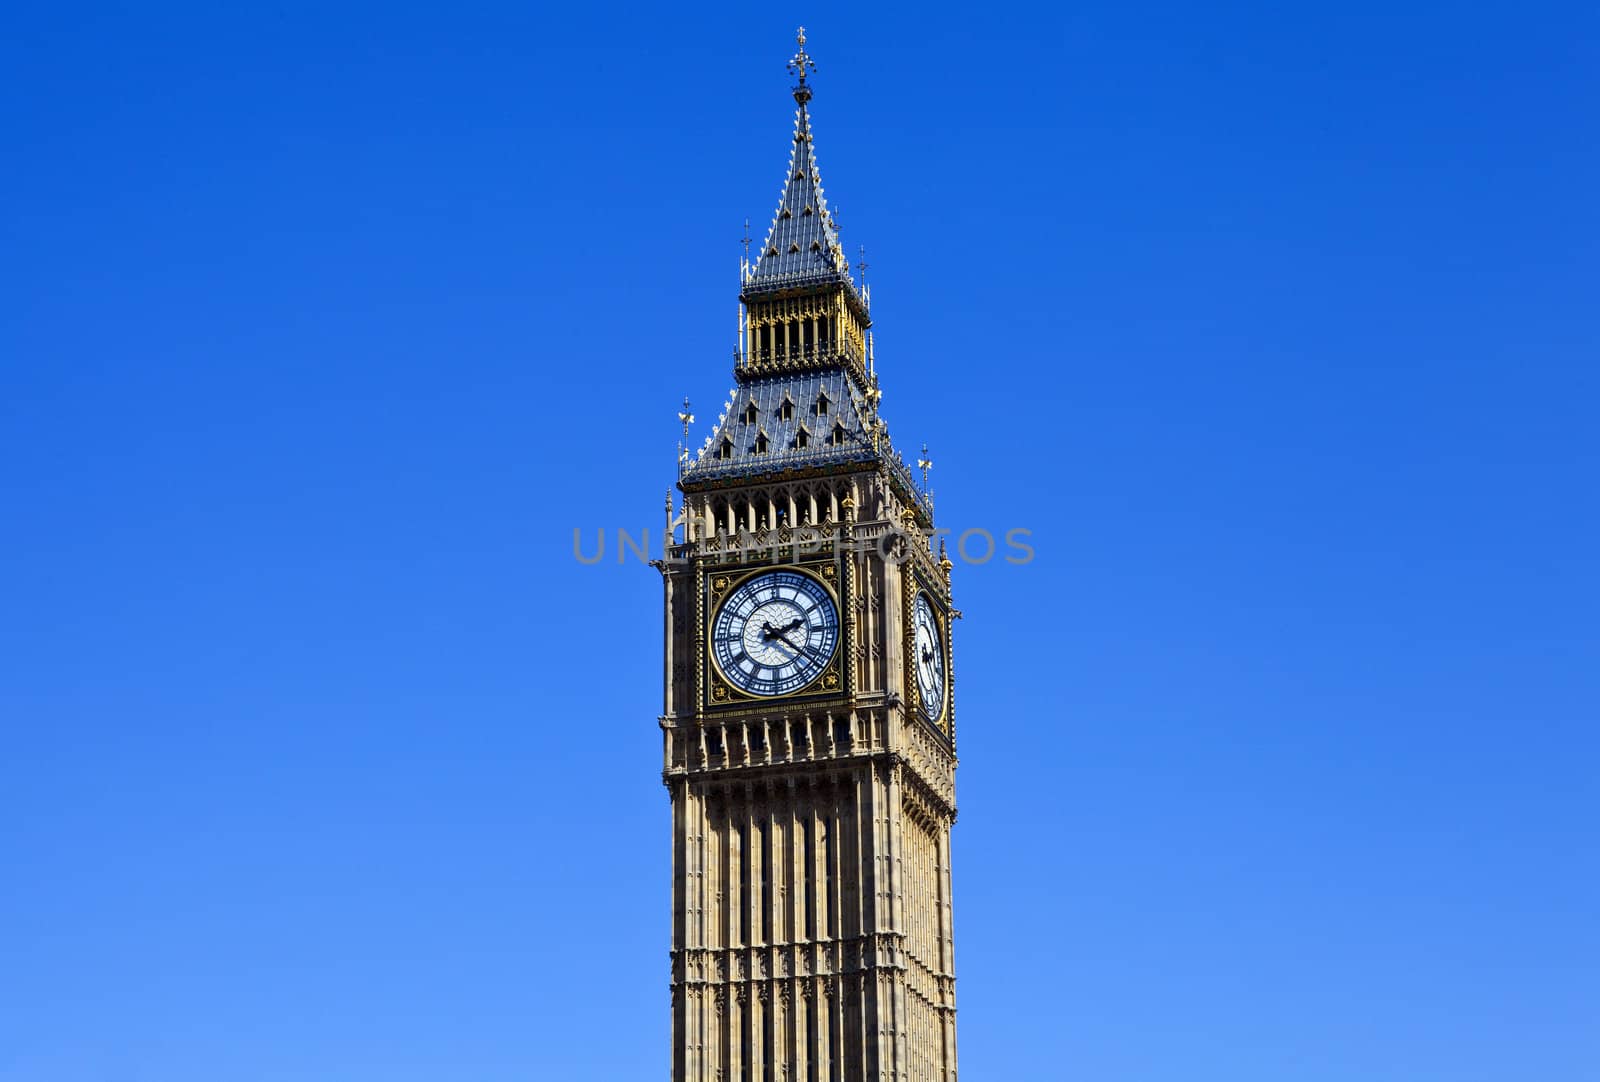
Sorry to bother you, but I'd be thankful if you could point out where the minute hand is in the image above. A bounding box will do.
[770,631,812,658]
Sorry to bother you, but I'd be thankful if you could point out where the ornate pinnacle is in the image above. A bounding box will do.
[788,27,816,83]
[918,444,933,489]
[788,26,816,101]
[676,396,695,474]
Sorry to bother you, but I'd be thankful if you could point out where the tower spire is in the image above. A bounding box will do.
[746,29,855,292]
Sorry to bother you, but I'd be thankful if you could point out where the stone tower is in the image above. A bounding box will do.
[658,30,959,1082]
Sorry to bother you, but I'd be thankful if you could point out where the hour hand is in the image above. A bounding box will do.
[763,617,805,641]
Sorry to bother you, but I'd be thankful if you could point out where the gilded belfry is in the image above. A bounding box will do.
[658,29,959,1082]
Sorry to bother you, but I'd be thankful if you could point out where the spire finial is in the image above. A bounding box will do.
[679,396,695,443]
[675,397,695,476]
[918,444,933,489]
[788,27,816,101]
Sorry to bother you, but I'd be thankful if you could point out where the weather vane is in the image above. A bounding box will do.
[741,217,751,260]
[788,26,816,84]
[918,443,933,489]
[856,244,869,283]
[678,396,695,443]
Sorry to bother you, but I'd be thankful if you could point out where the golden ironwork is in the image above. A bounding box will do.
[787,27,815,85]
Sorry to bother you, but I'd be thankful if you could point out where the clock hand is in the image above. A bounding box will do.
[769,635,807,660]
[761,617,806,641]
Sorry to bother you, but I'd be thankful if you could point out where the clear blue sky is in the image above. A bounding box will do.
[3,3,1596,1080]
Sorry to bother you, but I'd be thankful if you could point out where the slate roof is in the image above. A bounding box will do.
[681,370,873,487]
[679,368,933,522]
[746,93,856,294]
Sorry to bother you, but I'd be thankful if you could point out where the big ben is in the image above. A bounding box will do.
[659,30,959,1082]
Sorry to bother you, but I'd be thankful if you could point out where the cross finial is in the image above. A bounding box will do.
[678,396,695,442]
[917,443,933,488]
[856,244,869,282]
[741,217,751,259]
[788,27,816,85]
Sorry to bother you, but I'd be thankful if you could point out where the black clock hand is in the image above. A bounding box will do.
[768,634,808,660]
[761,617,805,641]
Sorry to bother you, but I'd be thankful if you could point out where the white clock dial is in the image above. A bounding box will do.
[712,570,840,697]
[913,592,946,720]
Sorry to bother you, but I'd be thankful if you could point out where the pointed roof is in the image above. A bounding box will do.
[678,369,933,525]
[680,370,874,487]
[745,31,857,295]
[676,31,930,526]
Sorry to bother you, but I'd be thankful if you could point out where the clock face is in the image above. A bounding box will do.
[711,569,840,697]
[913,592,946,720]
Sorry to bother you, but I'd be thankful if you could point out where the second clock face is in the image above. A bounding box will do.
[913,592,946,720]
[712,570,840,697]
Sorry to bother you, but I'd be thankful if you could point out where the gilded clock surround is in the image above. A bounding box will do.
[702,559,849,710]
[904,574,955,738]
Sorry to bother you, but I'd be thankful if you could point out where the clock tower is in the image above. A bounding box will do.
[659,30,959,1082]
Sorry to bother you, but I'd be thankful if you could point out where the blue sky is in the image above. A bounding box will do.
[2,3,1596,1079]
